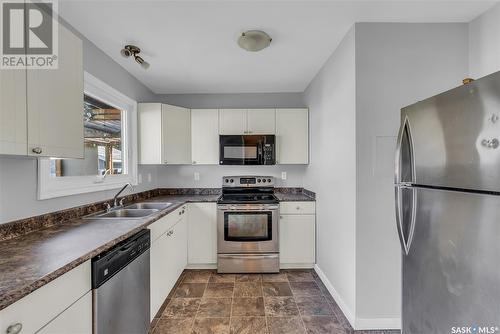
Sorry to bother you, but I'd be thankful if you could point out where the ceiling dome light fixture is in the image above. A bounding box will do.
[238,30,272,52]
[120,44,150,69]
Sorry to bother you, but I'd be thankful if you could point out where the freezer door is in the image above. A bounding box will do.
[400,71,500,192]
[402,187,500,334]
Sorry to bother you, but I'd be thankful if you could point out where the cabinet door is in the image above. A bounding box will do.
[188,203,217,264]
[150,230,171,319]
[172,215,188,273]
[0,70,27,155]
[219,109,247,135]
[191,109,219,164]
[280,214,315,265]
[138,103,163,164]
[162,104,191,164]
[276,109,309,164]
[27,24,84,158]
[247,109,276,134]
[38,292,92,334]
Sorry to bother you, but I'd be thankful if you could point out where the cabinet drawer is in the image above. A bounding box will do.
[149,205,187,242]
[280,201,315,215]
[0,261,91,334]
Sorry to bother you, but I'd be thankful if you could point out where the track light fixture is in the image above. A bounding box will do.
[120,45,150,69]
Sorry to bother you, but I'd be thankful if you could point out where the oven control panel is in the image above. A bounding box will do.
[222,176,274,187]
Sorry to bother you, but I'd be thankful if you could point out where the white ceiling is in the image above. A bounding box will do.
[59,1,497,94]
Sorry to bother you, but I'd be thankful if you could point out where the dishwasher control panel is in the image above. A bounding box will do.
[91,229,150,289]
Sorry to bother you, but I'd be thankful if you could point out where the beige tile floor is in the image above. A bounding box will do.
[150,269,401,334]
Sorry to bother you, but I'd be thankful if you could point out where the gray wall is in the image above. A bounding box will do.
[469,2,500,78]
[0,20,159,224]
[156,93,305,109]
[303,22,469,330]
[154,92,307,188]
[157,165,306,188]
[354,23,468,325]
[303,26,357,321]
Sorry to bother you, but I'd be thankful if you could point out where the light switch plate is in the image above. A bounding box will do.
[281,172,287,180]
[194,172,200,181]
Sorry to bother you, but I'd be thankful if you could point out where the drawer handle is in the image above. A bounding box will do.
[31,147,42,154]
[7,323,22,334]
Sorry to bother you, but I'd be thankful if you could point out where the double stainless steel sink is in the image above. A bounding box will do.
[84,202,173,219]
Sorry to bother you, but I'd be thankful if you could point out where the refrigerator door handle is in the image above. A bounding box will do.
[395,116,415,185]
[395,185,417,256]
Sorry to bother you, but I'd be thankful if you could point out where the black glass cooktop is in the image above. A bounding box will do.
[217,193,279,204]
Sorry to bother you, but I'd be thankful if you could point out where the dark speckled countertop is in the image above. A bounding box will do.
[0,189,314,311]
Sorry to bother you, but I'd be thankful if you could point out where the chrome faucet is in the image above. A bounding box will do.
[107,183,133,211]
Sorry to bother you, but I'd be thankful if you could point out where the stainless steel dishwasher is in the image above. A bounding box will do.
[92,229,151,334]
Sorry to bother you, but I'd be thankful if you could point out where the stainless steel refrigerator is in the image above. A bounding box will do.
[395,71,500,334]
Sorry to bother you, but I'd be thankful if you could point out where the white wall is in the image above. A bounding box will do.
[157,93,305,109]
[303,26,357,322]
[469,3,500,78]
[354,23,469,328]
[0,20,159,224]
[157,165,306,188]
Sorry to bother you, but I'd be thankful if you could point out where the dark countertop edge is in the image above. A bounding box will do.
[0,199,197,311]
[0,188,316,310]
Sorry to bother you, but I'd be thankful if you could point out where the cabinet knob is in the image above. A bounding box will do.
[296,206,300,210]
[182,210,185,214]
[31,147,42,154]
[179,211,182,215]
[192,161,197,164]
[7,323,23,334]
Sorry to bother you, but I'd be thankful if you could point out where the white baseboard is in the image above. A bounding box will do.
[186,264,217,270]
[280,263,315,269]
[313,264,401,331]
[355,317,401,330]
[313,264,356,328]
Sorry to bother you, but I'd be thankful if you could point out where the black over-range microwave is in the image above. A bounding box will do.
[219,135,275,165]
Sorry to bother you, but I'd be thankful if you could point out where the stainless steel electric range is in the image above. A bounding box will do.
[217,176,279,273]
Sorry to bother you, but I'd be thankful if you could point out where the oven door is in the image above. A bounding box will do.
[217,204,279,253]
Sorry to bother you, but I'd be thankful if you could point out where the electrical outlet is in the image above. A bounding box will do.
[138,173,143,184]
[281,172,287,180]
[194,172,200,181]
[147,173,152,183]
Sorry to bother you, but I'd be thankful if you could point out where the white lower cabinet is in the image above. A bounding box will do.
[0,261,91,334]
[150,210,188,319]
[188,203,217,265]
[38,292,92,334]
[279,202,316,268]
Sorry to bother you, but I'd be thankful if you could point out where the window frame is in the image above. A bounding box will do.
[37,72,138,200]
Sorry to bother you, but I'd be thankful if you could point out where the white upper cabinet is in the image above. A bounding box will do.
[0,23,84,158]
[0,70,27,155]
[219,109,247,135]
[276,108,309,164]
[138,103,191,164]
[162,104,191,164]
[247,109,276,134]
[27,24,84,158]
[219,109,276,135]
[191,109,219,164]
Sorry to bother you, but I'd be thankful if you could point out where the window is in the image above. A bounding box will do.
[38,72,138,199]
[49,95,125,177]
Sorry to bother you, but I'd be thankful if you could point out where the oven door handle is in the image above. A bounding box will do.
[218,205,279,211]
[218,254,278,260]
